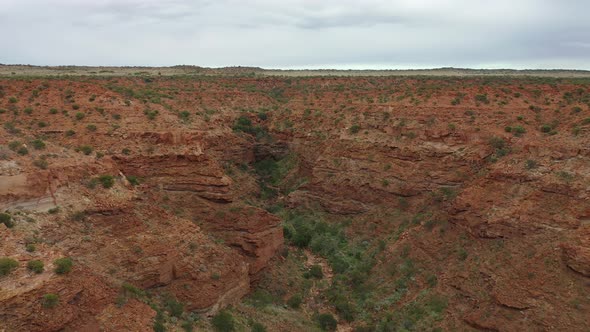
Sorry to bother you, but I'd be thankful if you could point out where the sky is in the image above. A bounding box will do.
[0,0,589,69]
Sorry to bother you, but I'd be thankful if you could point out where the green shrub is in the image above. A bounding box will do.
[335,300,355,322]
[306,265,323,279]
[525,159,538,170]
[287,294,302,309]
[86,124,97,132]
[75,112,85,120]
[33,158,49,169]
[27,260,44,274]
[257,112,268,121]
[4,122,20,134]
[24,107,33,115]
[181,320,194,332]
[54,257,73,274]
[144,109,159,120]
[212,310,235,332]
[232,116,267,139]
[77,145,93,155]
[349,124,361,134]
[474,94,489,104]
[512,125,526,136]
[49,108,58,114]
[164,296,184,318]
[0,257,19,276]
[179,110,190,121]
[318,313,337,331]
[98,175,115,189]
[0,212,14,228]
[65,130,76,137]
[251,322,267,332]
[457,248,468,261]
[26,243,36,252]
[540,124,552,133]
[9,96,17,103]
[31,139,46,150]
[17,147,29,155]
[43,293,59,308]
[38,121,48,128]
[153,311,165,332]
[127,175,140,186]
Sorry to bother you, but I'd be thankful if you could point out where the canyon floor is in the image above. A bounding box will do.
[0,68,589,331]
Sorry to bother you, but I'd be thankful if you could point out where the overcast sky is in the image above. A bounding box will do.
[0,0,589,69]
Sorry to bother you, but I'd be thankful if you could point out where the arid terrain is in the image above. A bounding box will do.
[0,67,589,331]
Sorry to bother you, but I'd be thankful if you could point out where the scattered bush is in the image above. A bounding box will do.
[30,139,46,149]
[65,130,76,137]
[0,212,14,228]
[512,125,526,136]
[26,243,36,252]
[251,322,267,332]
[318,313,338,331]
[33,158,49,169]
[349,124,361,134]
[27,260,44,274]
[525,159,538,170]
[77,145,93,155]
[75,112,85,120]
[54,257,73,274]
[98,175,115,189]
[144,109,159,120]
[305,265,323,279]
[153,311,165,332]
[8,96,17,103]
[179,110,191,121]
[474,94,489,104]
[126,175,140,186]
[86,124,97,132]
[287,294,302,309]
[164,296,184,318]
[42,293,59,308]
[212,310,235,332]
[17,146,28,156]
[232,116,267,139]
[0,257,19,276]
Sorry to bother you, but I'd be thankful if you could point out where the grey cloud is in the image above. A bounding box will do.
[0,0,589,69]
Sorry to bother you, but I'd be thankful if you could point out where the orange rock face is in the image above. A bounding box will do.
[1,75,590,330]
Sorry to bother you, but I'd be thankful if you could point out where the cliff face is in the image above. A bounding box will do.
[1,76,589,331]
